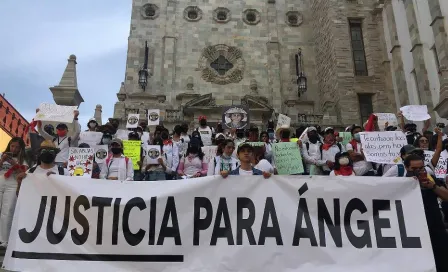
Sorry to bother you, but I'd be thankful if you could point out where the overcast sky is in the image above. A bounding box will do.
[0,0,131,129]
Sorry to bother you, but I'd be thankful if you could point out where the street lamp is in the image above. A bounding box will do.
[295,48,307,97]
[139,41,150,91]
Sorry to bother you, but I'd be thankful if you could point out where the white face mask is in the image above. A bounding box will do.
[88,123,96,129]
[339,157,349,166]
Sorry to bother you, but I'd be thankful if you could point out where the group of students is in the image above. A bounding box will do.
[1,111,448,270]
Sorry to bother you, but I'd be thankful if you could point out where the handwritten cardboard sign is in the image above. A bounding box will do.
[122,140,141,170]
[273,142,304,175]
[375,113,398,131]
[400,105,430,122]
[275,114,291,131]
[201,146,218,164]
[67,148,95,177]
[34,103,78,123]
[359,132,407,164]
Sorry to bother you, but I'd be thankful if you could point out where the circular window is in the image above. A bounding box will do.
[141,4,160,20]
[286,11,303,27]
[184,6,203,22]
[213,7,231,23]
[242,9,261,25]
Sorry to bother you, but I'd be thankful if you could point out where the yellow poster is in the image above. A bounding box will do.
[123,140,141,170]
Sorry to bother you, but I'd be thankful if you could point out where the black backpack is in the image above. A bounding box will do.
[29,165,65,175]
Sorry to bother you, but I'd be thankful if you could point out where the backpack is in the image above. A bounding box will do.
[397,164,405,177]
[29,165,65,175]
[53,136,71,147]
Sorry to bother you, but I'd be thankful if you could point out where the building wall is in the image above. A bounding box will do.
[0,95,30,147]
[0,130,12,152]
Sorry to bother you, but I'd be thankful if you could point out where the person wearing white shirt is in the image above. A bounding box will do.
[346,126,374,176]
[383,145,435,177]
[196,116,214,146]
[317,132,345,175]
[37,110,80,166]
[100,138,134,181]
[209,139,239,175]
[300,127,323,175]
[160,131,180,180]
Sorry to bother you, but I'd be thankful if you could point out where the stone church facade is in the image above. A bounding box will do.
[113,0,398,130]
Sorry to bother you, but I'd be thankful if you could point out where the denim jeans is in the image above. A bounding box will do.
[145,171,166,181]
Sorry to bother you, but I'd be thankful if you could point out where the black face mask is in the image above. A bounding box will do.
[40,152,55,164]
[161,133,169,140]
[200,120,207,126]
[111,148,122,155]
[308,134,318,143]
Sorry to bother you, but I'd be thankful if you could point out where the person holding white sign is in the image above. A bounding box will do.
[301,127,323,175]
[318,131,345,175]
[383,145,435,177]
[346,126,374,176]
[177,145,208,178]
[36,109,80,167]
[99,139,133,181]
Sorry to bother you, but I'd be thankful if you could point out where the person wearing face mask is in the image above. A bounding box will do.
[209,139,239,175]
[160,130,180,180]
[260,131,273,163]
[383,144,437,177]
[330,152,355,176]
[190,131,204,147]
[196,116,214,146]
[316,131,344,175]
[36,110,80,167]
[86,118,98,132]
[177,144,208,178]
[301,127,323,175]
[346,126,374,176]
[172,125,187,158]
[403,154,448,271]
[100,138,133,181]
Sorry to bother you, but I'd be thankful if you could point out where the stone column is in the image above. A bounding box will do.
[385,0,409,107]
[161,0,177,106]
[94,105,102,126]
[404,0,433,110]
[430,0,448,118]
[266,1,283,114]
[49,55,84,107]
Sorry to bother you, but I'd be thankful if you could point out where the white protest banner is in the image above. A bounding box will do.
[147,109,160,126]
[34,103,78,123]
[126,114,140,129]
[93,145,108,164]
[5,175,435,272]
[359,131,407,164]
[375,113,398,131]
[201,146,217,163]
[275,114,291,131]
[400,105,431,122]
[67,148,95,177]
[79,132,103,146]
[145,145,161,164]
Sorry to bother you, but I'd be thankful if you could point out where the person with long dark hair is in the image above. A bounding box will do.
[177,144,208,178]
[0,137,27,248]
[209,139,239,175]
[330,152,355,176]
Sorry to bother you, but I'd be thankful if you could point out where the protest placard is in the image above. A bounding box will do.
[34,103,78,123]
[238,142,265,147]
[273,142,304,174]
[275,114,291,131]
[147,109,160,126]
[79,132,103,146]
[93,145,108,164]
[115,129,129,140]
[400,105,430,122]
[423,150,433,166]
[201,146,218,163]
[122,140,141,170]
[375,113,398,131]
[359,131,407,164]
[126,114,140,129]
[67,148,95,177]
[145,145,161,165]
[423,151,447,179]
[339,132,352,146]
[6,175,435,272]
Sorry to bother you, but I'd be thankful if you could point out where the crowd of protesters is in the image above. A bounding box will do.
[1,111,448,270]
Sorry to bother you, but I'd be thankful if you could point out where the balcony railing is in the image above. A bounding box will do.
[297,113,323,126]
[164,109,183,122]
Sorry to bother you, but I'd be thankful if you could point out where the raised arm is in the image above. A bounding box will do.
[431,128,443,168]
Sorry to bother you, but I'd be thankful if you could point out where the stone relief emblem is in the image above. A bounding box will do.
[198,44,245,85]
[141,4,160,20]
[184,6,203,22]
[285,11,303,27]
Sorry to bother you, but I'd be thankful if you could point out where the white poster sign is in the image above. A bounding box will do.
[93,145,108,164]
[115,129,129,140]
[147,109,160,126]
[79,132,103,146]
[67,148,95,177]
[359,131,407,164]
[275,114,291,131]
[375,113,398,131]
[5,175,435,272]
[201,146,218,163]
[400,105,431,122]
[423,151,447,179]
[145,145,161,164]
[126,114,140,129]
[34,103,78,123]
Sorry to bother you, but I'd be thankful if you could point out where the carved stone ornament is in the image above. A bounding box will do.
[285,11,303,27]
[186,76,194,90]
[213,7,231,23]
[198,44,245,85]
[184,6,203,22]
[243,9,261,25]
[141,4,160,20]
